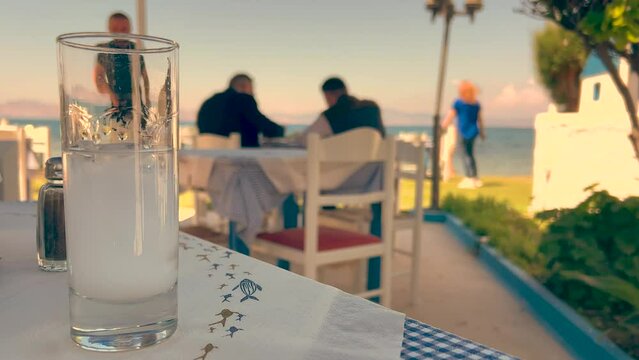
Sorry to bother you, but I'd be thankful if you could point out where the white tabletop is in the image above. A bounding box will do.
[0,202,405,359]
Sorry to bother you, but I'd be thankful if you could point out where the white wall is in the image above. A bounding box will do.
[579,73,629,118]
[531,108,639,212]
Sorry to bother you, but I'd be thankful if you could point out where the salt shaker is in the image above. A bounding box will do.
[36,157,67,271]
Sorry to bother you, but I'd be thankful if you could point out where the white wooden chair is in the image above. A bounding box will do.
[307,139,426,305]
[253,129,396,306]
[192,133,241,227]
[179,126,199,149]
[0,128,29,201]
[23,125,51,168]
[394,140,426,305]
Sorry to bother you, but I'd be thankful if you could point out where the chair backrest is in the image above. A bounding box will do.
[312,128,387,163]
[194,133,241,149]
[307,128,393,205]
[304,129,395,255]
[0,128,29,201]
[395,140,426,214]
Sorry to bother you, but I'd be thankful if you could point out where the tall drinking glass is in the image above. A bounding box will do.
[57,32,179,351]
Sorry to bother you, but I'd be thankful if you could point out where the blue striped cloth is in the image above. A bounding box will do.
[401,318,518,360]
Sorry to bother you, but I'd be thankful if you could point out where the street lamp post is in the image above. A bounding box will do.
[426,0,482,210]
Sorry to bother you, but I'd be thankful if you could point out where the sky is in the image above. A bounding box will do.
[0,0,550,127]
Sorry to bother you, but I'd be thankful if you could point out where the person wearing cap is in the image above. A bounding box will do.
[303,77,386,140]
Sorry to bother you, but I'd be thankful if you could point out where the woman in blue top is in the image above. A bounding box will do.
[442,81,485,189]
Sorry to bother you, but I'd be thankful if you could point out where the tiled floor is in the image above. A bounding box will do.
[181,223,575,360]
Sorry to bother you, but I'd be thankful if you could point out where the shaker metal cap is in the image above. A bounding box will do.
[45,157,63,180]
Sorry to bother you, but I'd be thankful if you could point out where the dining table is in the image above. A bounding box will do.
[178,147,384,239]
[0,201,518,359]
[179,147,385,293]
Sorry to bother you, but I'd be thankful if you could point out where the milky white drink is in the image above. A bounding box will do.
[64,146,178,301]
[63,144,178,347]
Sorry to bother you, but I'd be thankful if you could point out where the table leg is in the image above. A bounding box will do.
[276,194,298,270]
[367,202,382,303]
[228,221,250,255]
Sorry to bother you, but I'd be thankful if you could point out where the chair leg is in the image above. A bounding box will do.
[356,259,368,293]
[193,191,202,226]
[410,225,422,305]
[303,263,318,280]
[381,253,392,307]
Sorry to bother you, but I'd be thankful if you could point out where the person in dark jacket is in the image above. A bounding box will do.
[303,77,385,140]
[197,74,284,148]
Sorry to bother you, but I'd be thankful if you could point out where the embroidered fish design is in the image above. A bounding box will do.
[209,309,236,328]
[194,343,218,360]
[233,279,263,302]
[225,326,243,338]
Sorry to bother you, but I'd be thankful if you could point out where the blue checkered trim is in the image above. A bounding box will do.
[401,318,519,359]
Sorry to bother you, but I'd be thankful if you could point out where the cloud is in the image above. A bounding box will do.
[484,81,550,125]
[0,100,59,119]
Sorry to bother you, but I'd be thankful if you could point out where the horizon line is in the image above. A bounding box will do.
[4,117,535,129]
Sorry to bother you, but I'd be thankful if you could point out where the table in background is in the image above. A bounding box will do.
[179,148,384,293]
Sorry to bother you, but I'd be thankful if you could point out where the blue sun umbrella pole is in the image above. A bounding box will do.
[425,0,482,210]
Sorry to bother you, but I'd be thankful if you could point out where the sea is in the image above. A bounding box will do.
[7,118,533,176]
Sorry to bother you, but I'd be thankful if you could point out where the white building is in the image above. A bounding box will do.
[531,53,639,212]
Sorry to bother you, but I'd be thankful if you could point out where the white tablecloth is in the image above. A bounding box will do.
[0,202,405,359]
[178,148,382,239]
[179,148,365,193]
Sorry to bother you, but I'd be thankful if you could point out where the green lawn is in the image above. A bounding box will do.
[33,173,532,216]
[179,176,532,217]
[399,176,533,214]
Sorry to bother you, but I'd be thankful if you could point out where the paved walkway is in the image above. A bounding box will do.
[391,223,573,360]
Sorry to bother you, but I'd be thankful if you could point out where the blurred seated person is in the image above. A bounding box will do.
[197,74,285,148]
[302,77,385,142]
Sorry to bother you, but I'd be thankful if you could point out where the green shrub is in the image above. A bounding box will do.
[537,191,639,346]
[443,191,639,356]
[442,194,546,277]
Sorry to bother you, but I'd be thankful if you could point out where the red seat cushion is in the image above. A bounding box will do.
[257,226,380,251]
